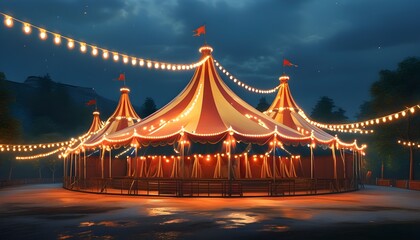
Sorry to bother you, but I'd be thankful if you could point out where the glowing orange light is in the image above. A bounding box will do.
[23,23,31,34]
[4,16,13,27]
[39,29,47,40]
[67,40,74,49]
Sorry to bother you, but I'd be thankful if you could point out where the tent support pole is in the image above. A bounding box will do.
[84,150,87,179]
[310,145,314,179]
[109,149,112,178]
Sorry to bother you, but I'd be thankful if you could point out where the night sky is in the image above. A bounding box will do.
[1,0,419,119]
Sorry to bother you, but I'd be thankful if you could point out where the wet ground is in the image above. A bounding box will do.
[1,184,419,239]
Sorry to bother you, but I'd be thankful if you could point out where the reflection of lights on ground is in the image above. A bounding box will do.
[260,224,290,232]
[147,207,177,216]
[79,220,138,228]
[218,212,261,229]
[161,218,189,225]
[79,221,95,227]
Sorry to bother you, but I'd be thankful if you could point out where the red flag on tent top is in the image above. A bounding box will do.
[193,25,206,37]
[118,73,125,81]
[86,99,96,106]
[283,59,298,67]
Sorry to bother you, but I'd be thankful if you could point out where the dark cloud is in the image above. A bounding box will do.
[0,0,419,119]
[327,0,420,51]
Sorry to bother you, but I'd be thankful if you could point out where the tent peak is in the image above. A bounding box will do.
[120,87,130,93]
[199,45,213,56]
[279,75,290,83]
[93,111,100,116]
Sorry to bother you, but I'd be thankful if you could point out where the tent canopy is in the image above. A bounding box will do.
[84,46,312,148]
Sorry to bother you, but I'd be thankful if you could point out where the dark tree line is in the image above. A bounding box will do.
[0,72,20,143]
[357,57,420,179]
[310,96,348,123]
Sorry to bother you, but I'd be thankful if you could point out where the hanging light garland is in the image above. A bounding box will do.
[299,104,419,133]
[397,140,420,149]
[115,147,133,158]
[15,147,66,160]
[1,12,208,71]
[0,139,78,152]
[213,59,279,94]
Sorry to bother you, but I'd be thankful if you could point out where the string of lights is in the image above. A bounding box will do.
[1,12,208,71]
[0,139,78,152]
[15,147,66,160]
[299,104,419,133]
[397,140,420,149]
[213,59,279,94]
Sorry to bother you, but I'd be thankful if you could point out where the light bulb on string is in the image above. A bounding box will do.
[39,29,47,40]
[4,15,13,27]
[102,50,109,59]
[123,56,128,64]
[54,34,61,45]
[113,53,119,61]
[91,47,98,56]
[80,43,87,53]
[67,39,74,49]
[139,59,144,66]
[131,58,137,66]
[23,23,31,34]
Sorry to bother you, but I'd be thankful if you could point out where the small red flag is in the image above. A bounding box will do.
[118,73,125,81]
[283,59,298,67]
[193,25,206,37]
[86,99,96,106]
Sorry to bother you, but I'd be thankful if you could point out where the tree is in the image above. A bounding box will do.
[310,96,348,123]
[0,72,20,142]
[0,72,21,180]
[255,97,270,112]
[357,57,420,180]
[140,97,157,117]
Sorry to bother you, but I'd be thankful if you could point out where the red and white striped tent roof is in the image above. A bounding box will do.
[85,87,141,145]
[86,111,102,135]
[265,75,362,149]
[84,46,313,148]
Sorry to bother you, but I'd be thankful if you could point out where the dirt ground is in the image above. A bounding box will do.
[1,184,420,239]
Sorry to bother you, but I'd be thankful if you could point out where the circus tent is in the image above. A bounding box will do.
[86,87,141,144]
[83,46,312,148]
[81,111,103,138]
[65,87,141,179]
[265,75,336,142]
[264,74,364,179]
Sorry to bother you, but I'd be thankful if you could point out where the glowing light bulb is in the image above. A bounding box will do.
[139,59,144,66]
[113,53,119,61]
[410,107,415,113]
[154,63,159,69]
[80,43,87,52]
[102,51,109,59]
[67,40,74,49]
[39,29,47,40]
[23,23,31,34]
[131,58,137,65]
[147,61,152,68]
[4,16,13,27]
[92,47,98,56]
[123,56,128,64]
[54,34,61,44]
